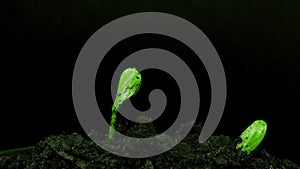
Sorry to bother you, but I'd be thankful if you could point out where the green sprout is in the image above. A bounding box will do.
[108,68,142,139]
[236,120,267,154]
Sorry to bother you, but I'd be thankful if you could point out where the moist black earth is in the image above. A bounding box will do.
[0,123,299,169]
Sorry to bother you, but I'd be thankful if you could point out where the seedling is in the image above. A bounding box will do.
[108,68,142,139]
[236,120,267,154]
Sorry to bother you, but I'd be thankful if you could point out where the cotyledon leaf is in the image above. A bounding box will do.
[109,68,142,139]
[236,120,267,154]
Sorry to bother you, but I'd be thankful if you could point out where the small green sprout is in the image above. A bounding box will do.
[109,68,142,139]
[236,120,267,154]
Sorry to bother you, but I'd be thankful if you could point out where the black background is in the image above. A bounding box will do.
[1,0,300,165]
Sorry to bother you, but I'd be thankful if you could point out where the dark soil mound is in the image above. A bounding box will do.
[0,124,299,169]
